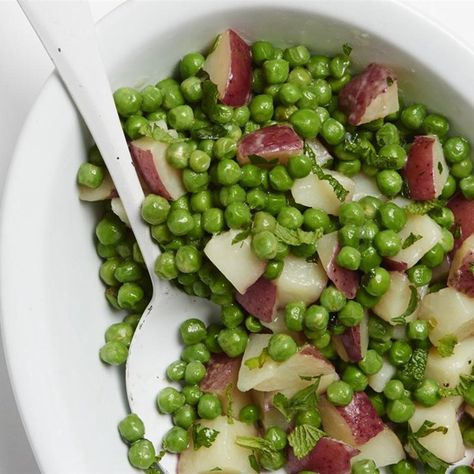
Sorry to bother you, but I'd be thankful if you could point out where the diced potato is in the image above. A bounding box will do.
[177,416,257,474]
[417,287,474,345]
[111,197,130,227]
[204,230,266,294]
[424,336,474,389]
[373,271,417,324]
[408,398,464,463]
[275,254,327,308]
[368,358,396,393]
[78,172,115,201]
[291,171,355,215]
[448,234,474,297]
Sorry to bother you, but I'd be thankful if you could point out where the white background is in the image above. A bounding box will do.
[0,1,473,472]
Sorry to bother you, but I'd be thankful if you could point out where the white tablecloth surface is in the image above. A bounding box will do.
[0,1,473,472]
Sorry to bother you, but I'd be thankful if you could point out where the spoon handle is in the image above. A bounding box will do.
[18,0,157,275]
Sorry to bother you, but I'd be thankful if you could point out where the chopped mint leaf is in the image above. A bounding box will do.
[437,161,444,174]
[248,154,278,166]
[191,124,227,140]
[342,43,353,56]
[273,223,322,247]
[138,122,175,144]
[288,424,326,459]
[402,232,422,249]
[304,143,348,202]
[407,423,449,472]
[192,423,219,450]
[413,420,448,439]
[391,286,418,324]
[236,436,281,467]
[387,77,394,86]
[248,454,260,473]
[405,199,444,215]
[343,133,399,169]
[225,383,234,424]
[399,348,428,387]
[244,348,269,370]
[436,334,457,357]
[210,468,223,472]
[232,229,251,245]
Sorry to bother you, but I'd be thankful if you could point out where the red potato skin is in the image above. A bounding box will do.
[448,193,474,251]
[236,124,304,165]
[129,142,172,200]
[287,437,359,474]
[448,236,474,296]
[235,276,277,322]
[329,246,360,299]
[322,392,385,444]
[404,136,438,200]
[199,353,241,395]
[220,30,252,106]
[383,258,408,272]
[338,324,363,362]
[339,63,397,126]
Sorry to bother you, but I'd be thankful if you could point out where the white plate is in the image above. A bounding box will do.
[1,1,474,472]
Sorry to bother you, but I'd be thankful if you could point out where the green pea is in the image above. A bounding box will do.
[375,122,400,147]
[421,243,444,268]
[157,387,185,414]
[252,68,265,93]
[141,194,170,225]
[128,439,155,469]
[181,342,210,363]
[277,83,301,105]
[383,379,405,400]
[147,109,167,122]
[264,426,288,450]
[336,246,361,271]
[338,224,361,248]
[422,113,450,137]
[390,459,417,474]
[263,58,290,84]
[284,301,305,332]
[245,316,264,333]
[167,209,194,236]
[172,404,196,430]
[400,103,426,130]
[264,260,284,280]
[118,413,145,443]
[260,450,286,471]
[307,55,330,78]
[154,251,177,279]
[240,164,264,188]
[221,304,244,329]
[99,340,128,365]
[308,79,333,106]
[342,365,368,392]
[166,141,190,169]
[295,408,322,427]
[175,245,202,273]
[376,170,403,197]
[297,89,318,109]
[219,184,246,207]
[289,108,321,138]
[374,229,402,257]
[96,215,125,246]
[327,380,354,406]
[330,54,350,78]
[87,144,103,166]
[184,360,206,384]
[286,155,312,180]
[339,202,365,226]
[387,396,415,423]
[249,94,274,123]
[303,208,330,232]
[452,158,474,179]
[321,118,345,145]
[239,404,261,424]
[264,192,287,215]
[246,188,267,210]
[217,327,248,357]
[358,349,383,375]
[277,206,303,230]
[407,264,432,287]
[336,159,361,177]
[113,87,142,117]
[179,52,205,79]
[251,40,274,65]
[99,258,120,286]
[269,165,294,192]
[352,459,378,474]
[430,206,455,229]
[117,282,144,310]
[389,340,412,366]
[215,159,241,186]
[268,333,297,362]
[359,246,382,273]
[378,144,407,170]
[320,286,347,312]
[162,426,189,454]
[378,202,407,232]
[105,321,134,348]
[462,427,474,450]
[213,137,237,160]
[77,162,105,189]
[443,136,470,163]
[182,385,203,406]
[224,202,251,229]
[251,231,277,260]
[252,211,276,233]
[166,360,187,382]
[460,175,474,199]
[274,241,289,261]
[179,318,206,345]
[283,44,310,66]
[368,392,386,417]
[359,196,383,220]
[178,77,202,103]
[407,320,428,341]
[368,316,393,341]
[414,378,441,407]
[197,393,222,419]
[338,301,364,327]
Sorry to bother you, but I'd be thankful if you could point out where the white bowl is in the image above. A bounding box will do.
[2,1,474,472]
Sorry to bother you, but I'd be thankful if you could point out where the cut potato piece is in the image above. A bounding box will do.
[448,234,474,297]
[417,286,474,345]
[352,172,385,201]
[177,416,257,474]
[352,427,405,467]
[368,358,396,393]
[110,197,130,227]
[306,138,333,167]
[237,334,337,393]
[235,277,277,323]
[204,230,266,294]
[448,193,474,250]
[408,398,464,463]
[386,214,442,270]
[275,254,327,308]
[317,231,359,299]
[291,171,355,215]
[373,271,417,324]
[333,313,368,362]
[319,392,384,446]
[425,337,474,389]
[252,390,289,431]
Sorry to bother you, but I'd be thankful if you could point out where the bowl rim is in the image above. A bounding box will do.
[2,0,474,472]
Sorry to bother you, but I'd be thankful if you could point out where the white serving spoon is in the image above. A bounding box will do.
[19,1,216,470]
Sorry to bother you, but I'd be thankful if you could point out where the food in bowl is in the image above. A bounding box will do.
[76,29,474,473]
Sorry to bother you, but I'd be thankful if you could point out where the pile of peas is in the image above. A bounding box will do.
[76,35,474,473]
